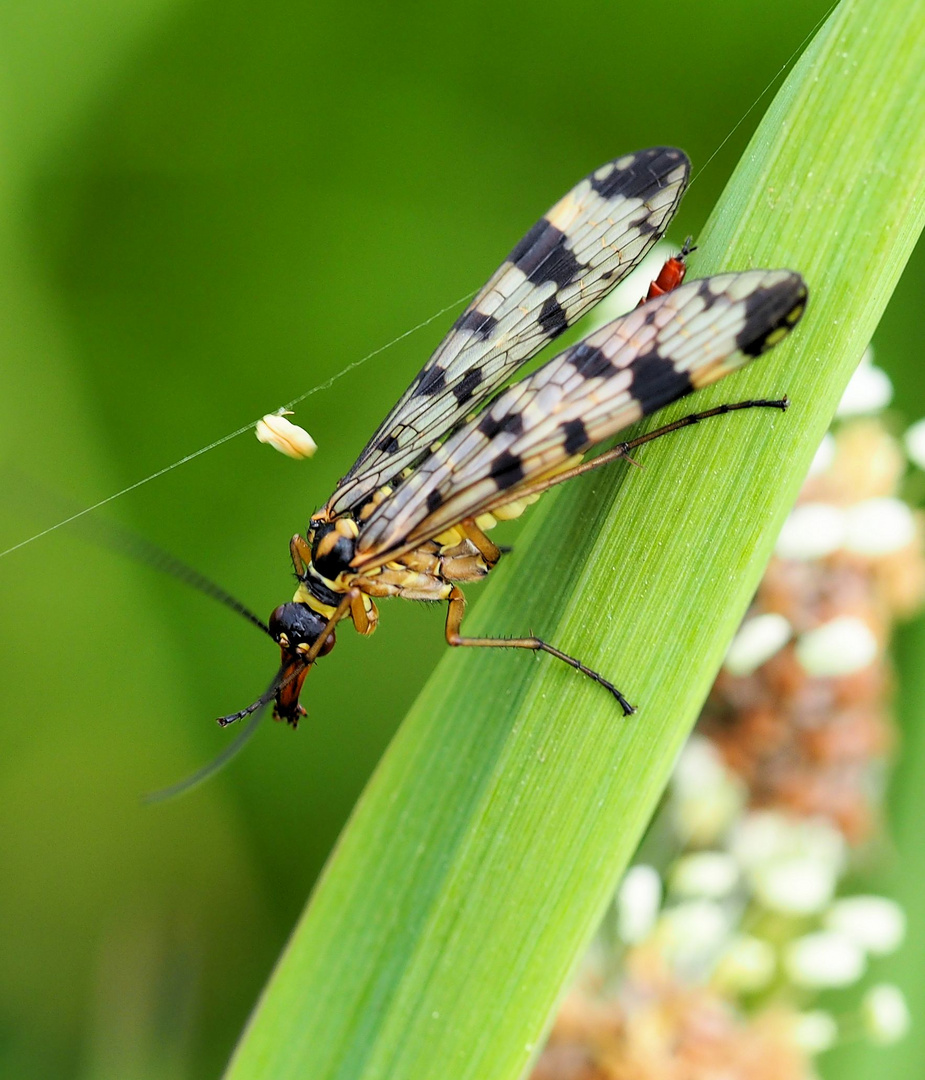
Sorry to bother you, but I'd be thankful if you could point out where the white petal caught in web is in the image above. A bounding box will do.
[256,411,318,459]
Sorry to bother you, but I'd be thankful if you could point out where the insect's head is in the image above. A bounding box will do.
[266,602,337,726]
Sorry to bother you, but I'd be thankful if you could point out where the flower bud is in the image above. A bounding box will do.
[836,348,893,417]
[795,616,878,677]
[724,613,792,676]
[669,851,740,900]
[784,931,866,989]
[791,1010,839,1053]
[776,503,846,560]
[903,416,925,469]
[862,984,911,1044]
[824,896,906,956]
[616,864,662,944]
[843,498,916,556]
[712,934,776,994]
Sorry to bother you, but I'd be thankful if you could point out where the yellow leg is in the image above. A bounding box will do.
[349,591,378,635]
[290,533,313,576]
[459,518,502,567]
[443,586,634,715]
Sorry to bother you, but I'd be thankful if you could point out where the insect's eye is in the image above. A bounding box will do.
[268,603,328,650]
[311,520,357,579]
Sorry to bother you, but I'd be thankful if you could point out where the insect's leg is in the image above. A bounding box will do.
[444,586,634,715]
[460,518,502,567]
[579,398,791,479]
[349,590,379,636]
[290,534,313,577]
[619,397,790,457]
[483,398,790,508]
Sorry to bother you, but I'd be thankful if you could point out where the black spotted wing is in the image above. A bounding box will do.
[327,147,691,516]
[351,270,808,568]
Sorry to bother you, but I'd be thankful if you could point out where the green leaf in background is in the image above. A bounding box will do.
[224,1,925,1078]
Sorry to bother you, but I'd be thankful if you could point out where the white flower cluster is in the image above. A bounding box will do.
[776,497,916,561]
[726,608,879,679]
[724,344,925,682]
[613,736,910,1054]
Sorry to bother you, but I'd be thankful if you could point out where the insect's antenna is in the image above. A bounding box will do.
[6,470,273,637]
[142,664,286,803]
[217,670,288,727]
[216,655,308,727]
[215,694,271,728]
[101,524,273,638]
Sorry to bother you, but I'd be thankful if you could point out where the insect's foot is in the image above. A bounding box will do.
[603,681,636,716]
[534,637,635,715]
[586,666,635,715]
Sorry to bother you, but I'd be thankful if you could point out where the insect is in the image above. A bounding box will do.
[212,145,807,735]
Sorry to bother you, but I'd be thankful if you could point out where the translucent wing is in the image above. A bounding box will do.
[352,270,808,568]
[327,147,691,515]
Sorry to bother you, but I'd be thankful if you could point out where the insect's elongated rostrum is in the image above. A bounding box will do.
[233,147,807,727]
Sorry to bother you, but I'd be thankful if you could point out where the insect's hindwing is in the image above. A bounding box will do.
[352,269,807,566]
[327,147,691,516]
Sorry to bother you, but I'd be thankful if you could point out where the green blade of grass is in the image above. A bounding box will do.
[226,2,925,1077]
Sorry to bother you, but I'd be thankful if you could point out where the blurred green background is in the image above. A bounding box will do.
[1,2,922,1077]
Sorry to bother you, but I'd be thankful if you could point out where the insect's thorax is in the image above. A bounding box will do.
[294,511,364,617]
[292,527,464,617]
[293,487,543,623]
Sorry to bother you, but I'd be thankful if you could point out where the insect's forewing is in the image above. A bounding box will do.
[327,147,691,516]
[352,270,807,567]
